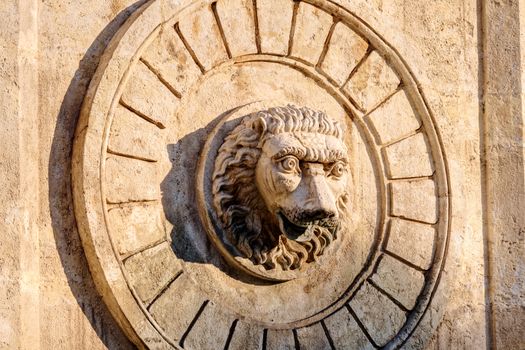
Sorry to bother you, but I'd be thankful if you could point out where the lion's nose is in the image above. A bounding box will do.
[303,170,338,219]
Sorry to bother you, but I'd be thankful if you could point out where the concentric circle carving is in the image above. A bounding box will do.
[73,0,450,349]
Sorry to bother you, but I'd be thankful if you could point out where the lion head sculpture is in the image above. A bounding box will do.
[212,105,350,272]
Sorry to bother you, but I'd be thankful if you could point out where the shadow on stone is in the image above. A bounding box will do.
[162,128,212,266]
[160,109,272,286]
[48,1,148,349]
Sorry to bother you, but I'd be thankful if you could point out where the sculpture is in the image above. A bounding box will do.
[74,1,450,344]
[212,105,350,272]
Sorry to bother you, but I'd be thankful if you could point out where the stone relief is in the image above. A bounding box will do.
[212,105,350,272]
[73,0,450,348]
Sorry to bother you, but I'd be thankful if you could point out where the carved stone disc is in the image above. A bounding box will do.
[73,0,450,349]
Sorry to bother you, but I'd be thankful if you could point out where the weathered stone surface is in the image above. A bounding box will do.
[324,307,374,350]
[320,22,369,86]
[141,32,202,95]
[177,4,228,70]
[480,2,525,349]
[366,89,421,145]
[182,302,235,350]
[104,156,159,203]
[390,179,438,224]
[386,218,435,270]
[344,50,400,112]
[124,242,181,305]
[384,132,434,179]
[350,282,407,346]
[228,321,263,350]
[216,0,257,57]
[265,329,296,350]
[256,0,294,55]
[371,254,426,310]
[295,323,332,350]
[290,3,333,64]
[1,0,523,349]
[107,203,166,256]
[149,274,207,342]
[72,1,455,348]
[108,104,162,161]
[120,60,179,128]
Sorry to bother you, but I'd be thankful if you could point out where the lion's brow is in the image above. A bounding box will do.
[272,146,347,163]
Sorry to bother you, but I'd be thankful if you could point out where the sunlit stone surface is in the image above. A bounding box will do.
[0,0,523,349]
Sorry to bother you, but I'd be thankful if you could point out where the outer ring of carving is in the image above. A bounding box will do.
[73,0,451,348]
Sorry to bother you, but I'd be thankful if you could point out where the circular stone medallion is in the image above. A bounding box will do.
[73,0,450,349]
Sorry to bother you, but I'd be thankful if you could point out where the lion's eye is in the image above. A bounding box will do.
[278,156,300,173]
[329,161,346,178]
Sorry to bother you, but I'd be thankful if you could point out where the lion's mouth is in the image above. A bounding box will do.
[276,210,340,242]
[277,212,311,241]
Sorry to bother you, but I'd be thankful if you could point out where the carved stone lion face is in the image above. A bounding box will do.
[255,131,349,242]
[212,105,350,273]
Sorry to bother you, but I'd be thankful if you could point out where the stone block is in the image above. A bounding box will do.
[323,307,374,350]
[256,0,294,55]
[107,203,166,256]
[141,31,202,94]
[182,301,235,350]
[104,156,159,203]
[390,179,438,224]
[124,242,181,305]
[108,104,162,162]
[343,50,400,112]
[228,321,263,350]
[149,274,207,342]
[319,22,368,86]
[216,0,257,57]
[177,4,228,70]
[384,132,434,179]
[349,282,406,347]
[371,254,426,310]
[290,2,333,64]
[296,322,332,350]
[386,218,435,270]
[120,60,179,128]
[266,329,296,350]
[366,89,420,145]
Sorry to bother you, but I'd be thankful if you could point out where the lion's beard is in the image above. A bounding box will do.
[226,198,347,272]
[262,224,337,271]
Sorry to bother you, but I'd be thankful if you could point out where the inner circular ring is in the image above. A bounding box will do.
[190,57,388,327]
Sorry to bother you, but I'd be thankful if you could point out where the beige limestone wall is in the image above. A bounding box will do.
[0,1,41,348]
[481,1,525,349]
[0,2,22,348]
[0,0,522,349]
[37,1,143,348]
